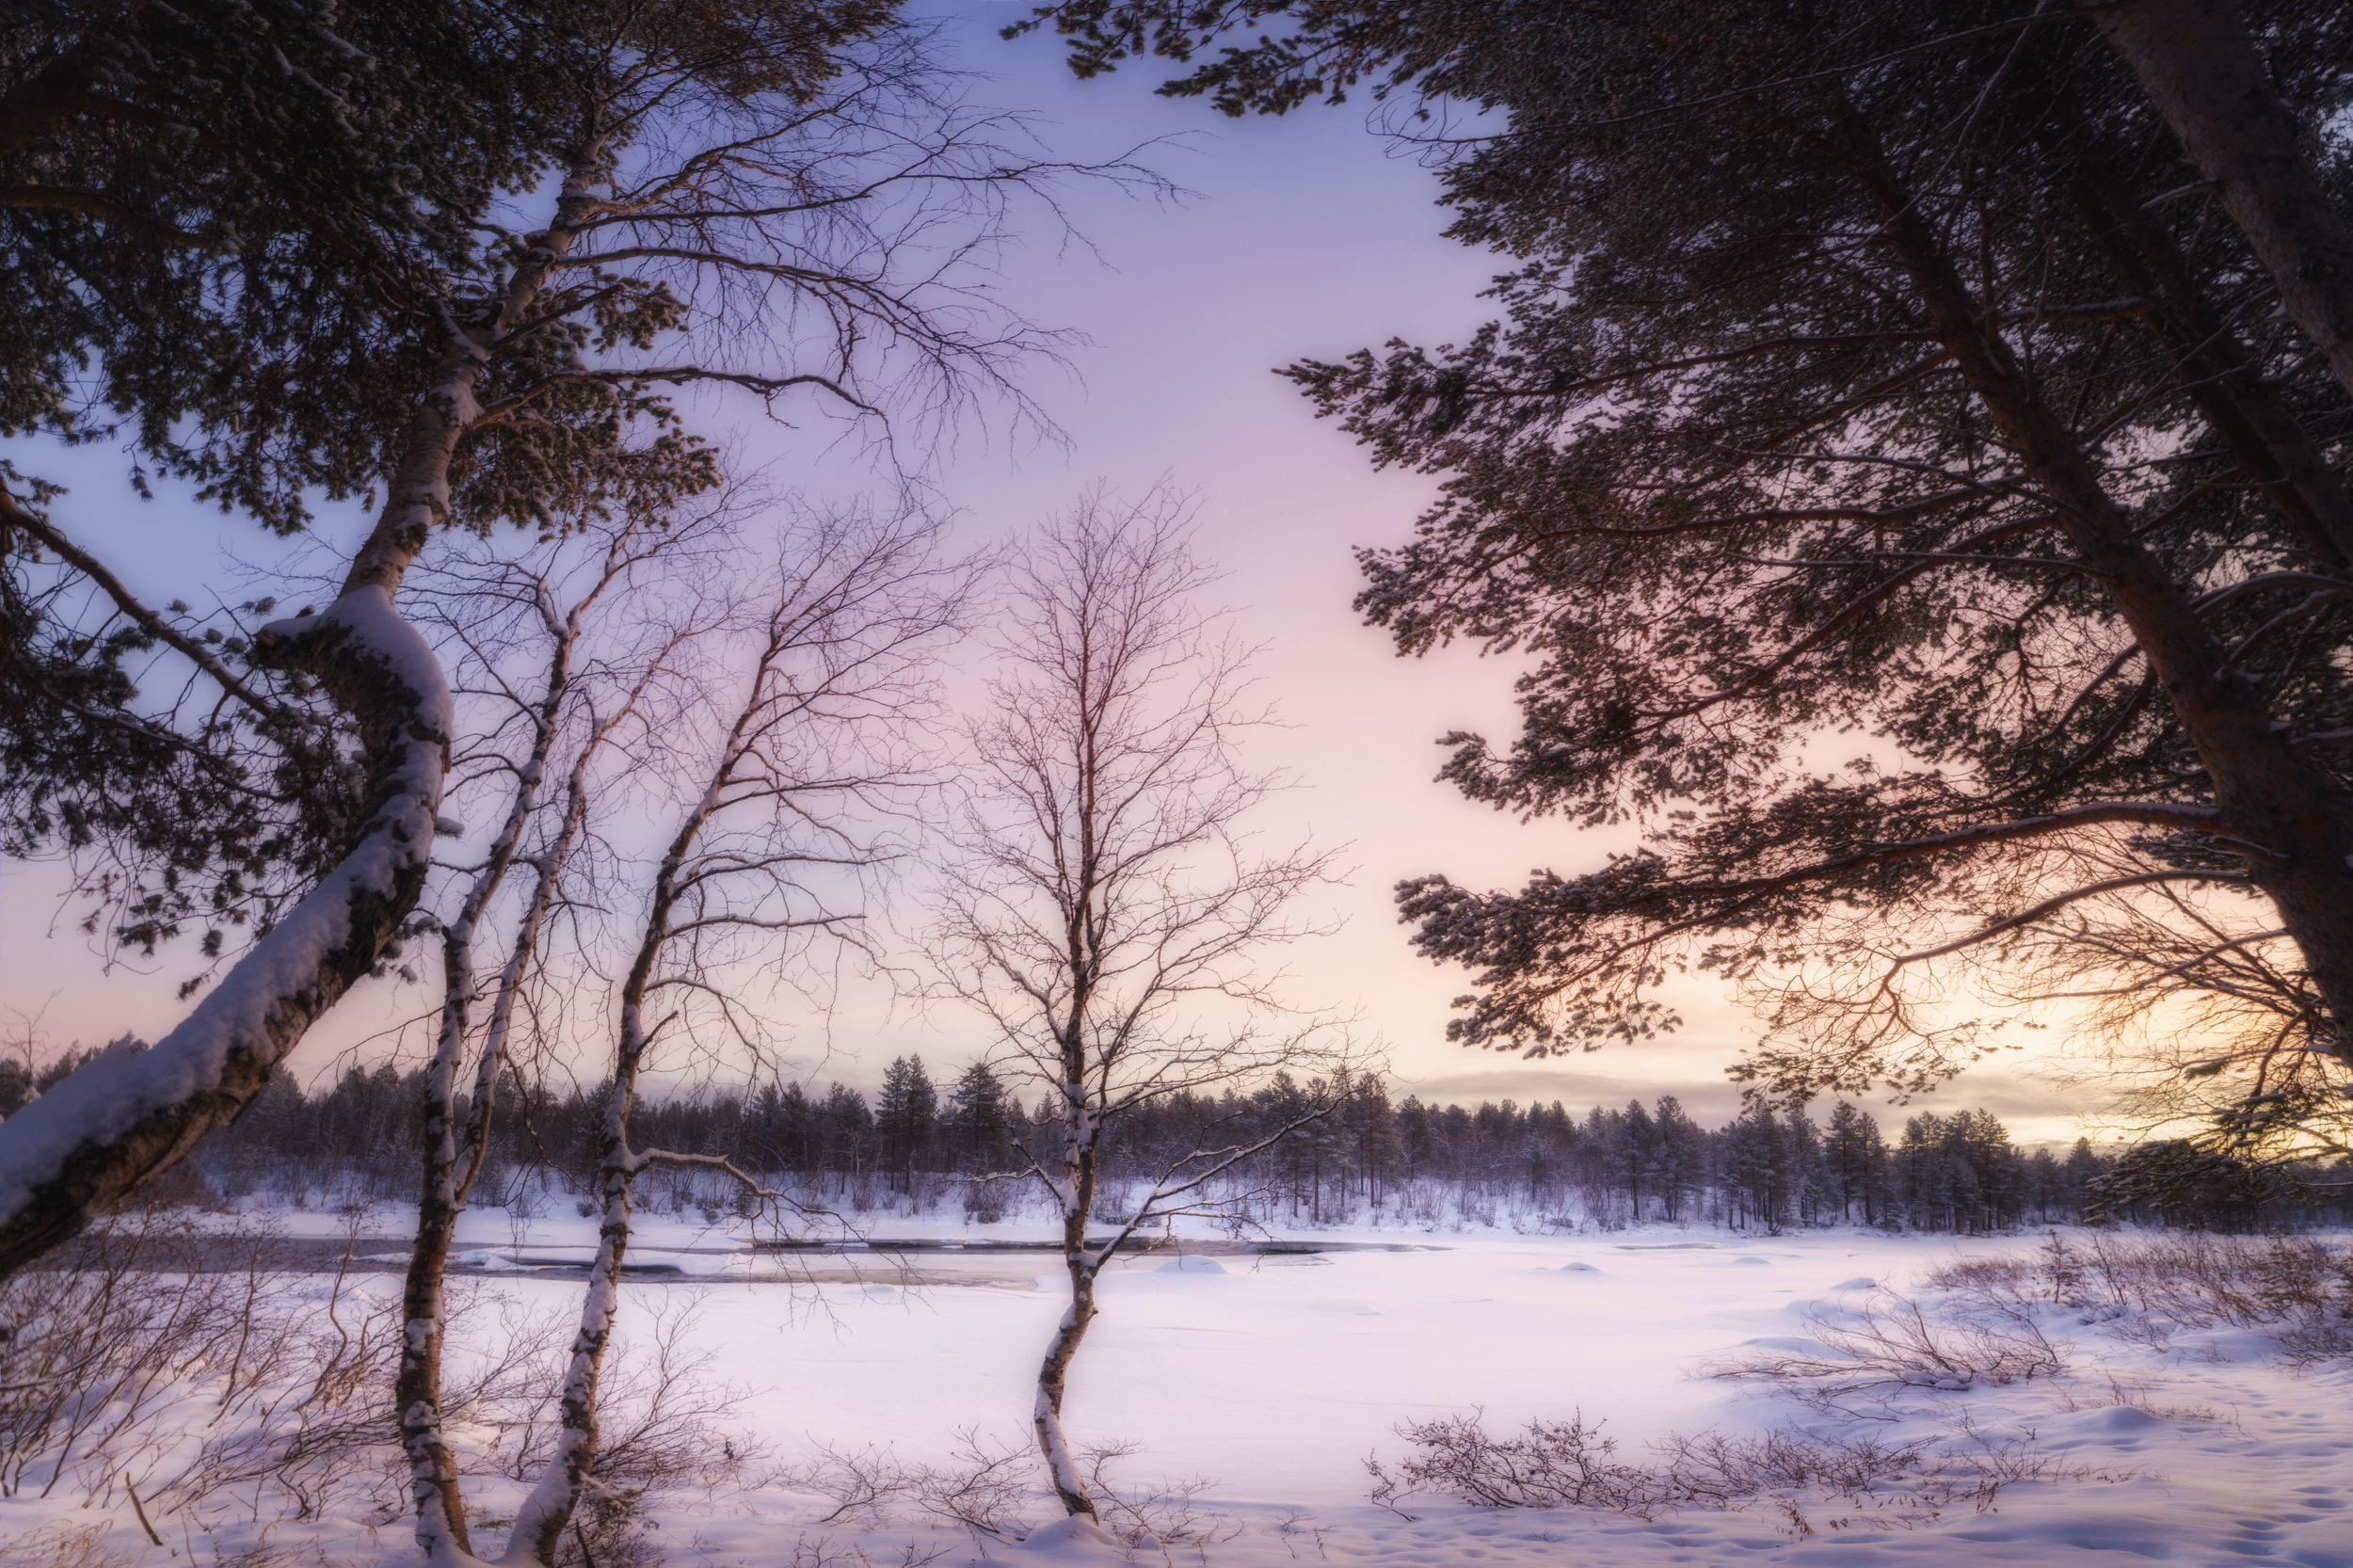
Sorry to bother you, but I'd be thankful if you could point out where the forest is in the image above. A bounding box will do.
[49,1048,2337,1235]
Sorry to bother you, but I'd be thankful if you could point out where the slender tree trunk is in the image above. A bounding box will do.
[1035,1134,1100,1519]
[503,1013,643,1567]
[2084,0,2353,402]
[504,742,708,1564]
[402,748,580,1560]
[1833,104,2353,1061]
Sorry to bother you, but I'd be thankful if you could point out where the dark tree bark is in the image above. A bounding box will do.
[2072,169,2353,569]
[1833,102,2353,1063]
[2085,0,2353,401]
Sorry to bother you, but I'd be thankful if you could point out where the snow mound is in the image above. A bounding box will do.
[2078,1405,2164,1433]
[860,1283,901,1301]
[1558,1261,1601,1272]
[1157,1255,1228,1274]
[1016,1515,1126,1558]
[1831,1275,1877,1290]
[1729,1255,1771,1266]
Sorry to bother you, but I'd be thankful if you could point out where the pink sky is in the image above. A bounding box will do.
[0,8,2088,1141]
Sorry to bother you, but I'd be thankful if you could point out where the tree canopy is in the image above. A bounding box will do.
[1017,0,2353,1155]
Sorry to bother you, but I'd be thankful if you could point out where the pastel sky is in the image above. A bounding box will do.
[0,5,2096,1143]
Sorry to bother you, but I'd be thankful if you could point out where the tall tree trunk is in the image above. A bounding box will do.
[502,1003,643,1568]
[2085,0,2353,402]
[504,730,701,1564]
[1832,103,2353,1062]
[0,127,612,1280]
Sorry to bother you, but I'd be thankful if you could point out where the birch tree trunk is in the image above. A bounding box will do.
[0,125,617,1279]
[402,713,583,1561]
[2085,0,2353,402]
[503,767,702,1564]
[1034,1122,1100,1519]
[501,1003,648,1568]
[0,402,458,1282]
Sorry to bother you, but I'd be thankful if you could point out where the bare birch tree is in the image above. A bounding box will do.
[0,1,1130,1277]
[480,502,966,1568]
[928,489,1348,1522]
[395,497,744,1562]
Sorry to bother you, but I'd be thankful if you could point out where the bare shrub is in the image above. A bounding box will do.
[472,1297,760,1567]
[1709,1291,2063,1403]
[0,1209,755,1561]
[1366,1408,2104,1534]
[912,1428,1038,1537]
[0,1208,401,1520]
[776,1442,919,1528]
[1925,1232,2353,1361]
[1367,1411,1662,1513]
[775,1428,1233,1551]
[1079,1440,1239,1551]
[778,1429,1046,1541]
[0,1518,140,1568]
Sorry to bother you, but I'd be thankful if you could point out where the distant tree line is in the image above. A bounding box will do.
[136,1052,2349,1234]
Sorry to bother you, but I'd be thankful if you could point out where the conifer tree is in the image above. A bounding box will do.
[876,1055,939,1192]
[946,1059,1014,1174]
[1651,1096,1707,1222]
[1013,0,2353,1153]
[1824,1101,1889,1226]
[1,0,1103,1281]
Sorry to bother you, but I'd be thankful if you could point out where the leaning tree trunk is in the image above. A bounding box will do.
[0,371,466,1278]
[500,1000,647,1568]
[2071,165,2353,568]
[0,126,611,1282]
[501,759,702,1565]
[1833,103,2353,1064]
[2085,0,2353,403]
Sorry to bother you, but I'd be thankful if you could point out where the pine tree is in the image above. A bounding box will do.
[1824,1101,1889,1226]
[1609,1099,1658,1220]
[875,1055,938,1192]
[823,1085,873,1180]
[1354,1075,1404,1210]
[1017,0,2353,1134]
[2063,1137,2108,1213]
[946,1060,1014,1175]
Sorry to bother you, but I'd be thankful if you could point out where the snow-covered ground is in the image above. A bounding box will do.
[4,1213,2347,1566]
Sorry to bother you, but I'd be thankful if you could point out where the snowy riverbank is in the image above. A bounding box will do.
[2,1220,2345,1566]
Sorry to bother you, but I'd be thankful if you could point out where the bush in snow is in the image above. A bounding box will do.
[1366,1408,2091,1535]
[1928,1231,2353,1362]
[1707,1291,2063,1405]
